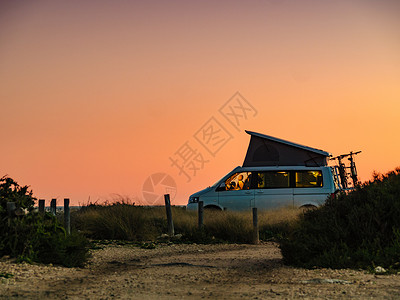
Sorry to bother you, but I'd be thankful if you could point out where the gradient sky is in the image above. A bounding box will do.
[1,0,399,206]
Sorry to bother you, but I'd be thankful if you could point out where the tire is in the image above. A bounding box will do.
[300,204,317,212]
[204,205,222,211]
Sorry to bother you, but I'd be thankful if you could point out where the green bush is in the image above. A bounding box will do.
[0,176,89,267]
[280,168,400,271]
[0,176,35,212]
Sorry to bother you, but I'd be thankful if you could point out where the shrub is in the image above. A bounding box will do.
[280,168,400,271]
[0,176,89,267]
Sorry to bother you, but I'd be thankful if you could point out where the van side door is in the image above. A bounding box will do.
[253,171,293,210]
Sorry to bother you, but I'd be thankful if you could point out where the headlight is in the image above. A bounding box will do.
[189,196,199,203]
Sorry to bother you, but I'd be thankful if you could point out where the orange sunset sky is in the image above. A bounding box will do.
[1,0,399,206]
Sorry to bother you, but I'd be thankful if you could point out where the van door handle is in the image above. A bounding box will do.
[256,191,264,194]
[245,191,252,194]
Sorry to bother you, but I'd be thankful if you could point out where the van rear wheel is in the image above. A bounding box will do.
[300,204,317,212]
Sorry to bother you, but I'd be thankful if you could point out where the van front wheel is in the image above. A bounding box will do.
[204,205,222,211]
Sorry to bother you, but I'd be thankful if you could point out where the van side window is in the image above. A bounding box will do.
[221,172,252,191]
[256,171,290,189]
[295,171,323,187]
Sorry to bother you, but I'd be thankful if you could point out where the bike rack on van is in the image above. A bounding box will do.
[330,151,361,191]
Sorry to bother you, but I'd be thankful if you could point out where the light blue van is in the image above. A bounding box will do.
[186,165,337,211]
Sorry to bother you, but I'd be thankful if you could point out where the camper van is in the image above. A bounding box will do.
[186,130,346,211]
[186,165,337,211]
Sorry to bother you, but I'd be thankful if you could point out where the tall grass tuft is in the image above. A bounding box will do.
[73,201,301,244]
[259,206,301,240]
[73,202,163,241]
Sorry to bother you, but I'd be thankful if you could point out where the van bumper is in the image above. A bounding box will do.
[186,203,198,211]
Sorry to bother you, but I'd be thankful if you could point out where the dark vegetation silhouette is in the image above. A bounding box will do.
[280,168,400,272]
[0,176,88,267]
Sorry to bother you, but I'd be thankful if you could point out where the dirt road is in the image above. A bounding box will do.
[1,242,400,299]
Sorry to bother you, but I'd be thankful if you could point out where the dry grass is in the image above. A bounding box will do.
[72,202,301,243]
[258,206,302,226]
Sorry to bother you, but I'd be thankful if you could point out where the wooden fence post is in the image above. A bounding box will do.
[198,201,204,229]
[50,199,57,216]
[64,198,70,234]
[38,199,45,214]
[164,194,174,237]
[252,207,259,244]
[7,202,16,217]
[7,202,16,226]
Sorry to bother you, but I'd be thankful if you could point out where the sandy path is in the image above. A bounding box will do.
[1,242,400,299]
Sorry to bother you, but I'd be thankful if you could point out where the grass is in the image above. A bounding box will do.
[71,203,301,244]
[0,272,14,279]
[259,206,301,240]
[73,204,163,241]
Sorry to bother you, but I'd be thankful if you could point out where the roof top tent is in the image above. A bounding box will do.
[243,130,331,167]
